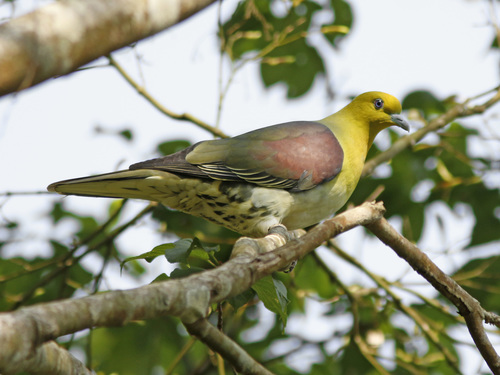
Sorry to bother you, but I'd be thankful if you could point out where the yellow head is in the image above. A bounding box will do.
[345,91,410,146]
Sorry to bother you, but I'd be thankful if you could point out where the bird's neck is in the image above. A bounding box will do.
[322,112,371,162]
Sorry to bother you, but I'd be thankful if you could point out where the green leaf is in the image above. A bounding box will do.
[402,90,447,117]
[252,275,288,326]
[163,239,193,263]
[190,237,220,254]
[104,200,125,229]
[309,361,341,374]
[492,34,498,49]
[154,238,221,269]
[87,318,201,374]
[151,273,169,283]
[323,0,352,46]
[470,205,500,246]
[221,0,342,98]
[228,289,256,310]
[189,248,210,261]
[5,221,18,230]
[221,0,274,60]
[261,39,325,98]
[339,340,374,374]
[119,129,133,141]
[452,256,500,312]
[157,140,191,156]
[120,246,167,270]
[170,267,205,279]
[50,201,68,223]
[169,237,219,261]
[50,240,69,256]
[294,255,339,300]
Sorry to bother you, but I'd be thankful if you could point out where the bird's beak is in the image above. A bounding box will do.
[390,114,410,132]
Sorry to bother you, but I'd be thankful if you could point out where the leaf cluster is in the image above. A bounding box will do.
[221,0,352,98]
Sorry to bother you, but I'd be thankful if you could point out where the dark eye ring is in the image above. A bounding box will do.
[374,98,384,110]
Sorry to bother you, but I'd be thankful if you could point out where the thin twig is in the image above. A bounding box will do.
[165,337,196,375]
[107,54,228,139]
[184,318,274,375]
[0,190,49,196]
[216,0,225,129]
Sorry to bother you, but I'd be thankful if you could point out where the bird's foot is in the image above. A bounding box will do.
[268,224,298,273]
[281,260,297,273]
[268,224,292,241]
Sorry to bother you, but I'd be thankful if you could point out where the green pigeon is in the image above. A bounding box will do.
[48,92,409,237]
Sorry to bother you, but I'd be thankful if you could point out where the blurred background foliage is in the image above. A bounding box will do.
[1,0,500,374]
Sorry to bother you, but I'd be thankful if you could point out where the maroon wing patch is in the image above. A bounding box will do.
[257,122,343,189]
[129,121,343,192]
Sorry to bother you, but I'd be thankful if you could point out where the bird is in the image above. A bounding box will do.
[48,91,409,237]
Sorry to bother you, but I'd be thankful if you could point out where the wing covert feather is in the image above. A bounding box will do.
[130,121,344,191]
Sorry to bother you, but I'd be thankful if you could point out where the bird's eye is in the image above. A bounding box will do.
[374,98,384,110]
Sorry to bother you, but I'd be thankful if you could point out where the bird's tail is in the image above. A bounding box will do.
[47,169,177,202]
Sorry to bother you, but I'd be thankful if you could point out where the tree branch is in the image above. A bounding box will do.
[365,217,500,374]
[362,86,500,177]
[184,318,274,375]
[0,0,217,97]
[2,340,91,375]
[0,201,385,374]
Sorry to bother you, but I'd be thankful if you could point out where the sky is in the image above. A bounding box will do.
[0,0,499,372]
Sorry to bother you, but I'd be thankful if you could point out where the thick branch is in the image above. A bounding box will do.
[5,341,92,375]
[0,0,217,96]
[185,319,274,375]
[362,87,500,177]
[0,201,385,374]
[366,217,500,374]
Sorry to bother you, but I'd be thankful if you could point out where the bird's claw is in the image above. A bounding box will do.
[268,224,292,241]
[281,260,297,273]
[268,224,298,273]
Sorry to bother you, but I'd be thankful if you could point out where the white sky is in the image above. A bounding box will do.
[0,0,499,372]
